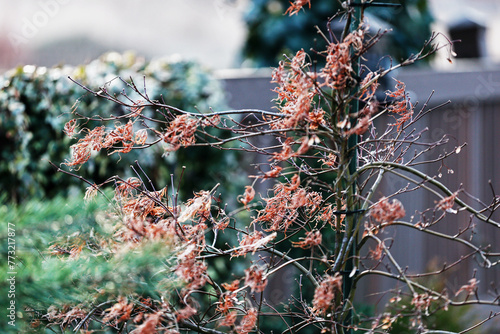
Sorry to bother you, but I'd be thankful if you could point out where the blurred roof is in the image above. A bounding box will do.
[429,0,500,64]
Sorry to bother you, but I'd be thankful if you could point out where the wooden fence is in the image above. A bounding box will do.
[218,67,500,308]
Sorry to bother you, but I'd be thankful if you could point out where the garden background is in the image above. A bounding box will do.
[2,0,500,332]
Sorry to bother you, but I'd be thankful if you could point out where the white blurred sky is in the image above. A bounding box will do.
[0,0,500,71]
[0,0,249,70]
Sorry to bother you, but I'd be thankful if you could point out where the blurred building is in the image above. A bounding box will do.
[0,0,500,72]
[429,0,500,67]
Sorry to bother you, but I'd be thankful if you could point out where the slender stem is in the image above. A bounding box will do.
[263,249,320,288]
[358,161,500,228]
[179,319,227,334]
[371,235,416,295]
[342,2,363,332]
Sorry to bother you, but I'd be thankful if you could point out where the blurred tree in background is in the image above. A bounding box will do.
[242,0,433,67]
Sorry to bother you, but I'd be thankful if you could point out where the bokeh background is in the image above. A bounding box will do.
[1,0,500,71]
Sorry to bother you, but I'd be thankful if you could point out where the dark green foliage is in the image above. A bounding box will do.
[242,0,433,67]
[0,53,229,202]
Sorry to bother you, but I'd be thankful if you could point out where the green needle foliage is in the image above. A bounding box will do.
[0,194,181,333]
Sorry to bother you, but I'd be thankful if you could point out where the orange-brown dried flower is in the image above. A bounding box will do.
[411,293,437,316]
[273,137,296,161]
[176,304,197,321]
[320,153,337,168]
[130,100,145,117]
[262,166,282,179]
[244,265,268,293]
[321,42,350,90]
[255,179,323,232]
[312,273,343,315]
[235,308,258,334]
[103,297,133,325]
[318,203,345,228]
[345,115,371,136]
[102,120,135,154]
[134,129,148,145]
[115,177,143,199]
[436,191,458,213]
[233,231,277,258]
[162,114,198,152]
[370,197,406,224]
[271,50,318,130]
[367,242,384,261]
[285,0,311,16]
[284,174,301,192]
[292,230,322,249]
[296,135,317,155]
[360,72,379,102]
[319,27,366,92]
[63,119,78,138]
[175,242,208,290]
[217,292,237,314]
[218,310,238,328]
[221,279,240,292]
[132,312,162,334]
[64,126,106,168]
[200,114,221,127]
[214,217,230,230]
[84,183,99,201]
[455,278,479,297]
[386,79,413,130]
[308,108,326,129]
[121,188,168,219]
[177,258,207,290]
[238,185,255,209]
[178,190,211,223]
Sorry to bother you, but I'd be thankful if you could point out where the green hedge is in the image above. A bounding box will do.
[0,53,229,202]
